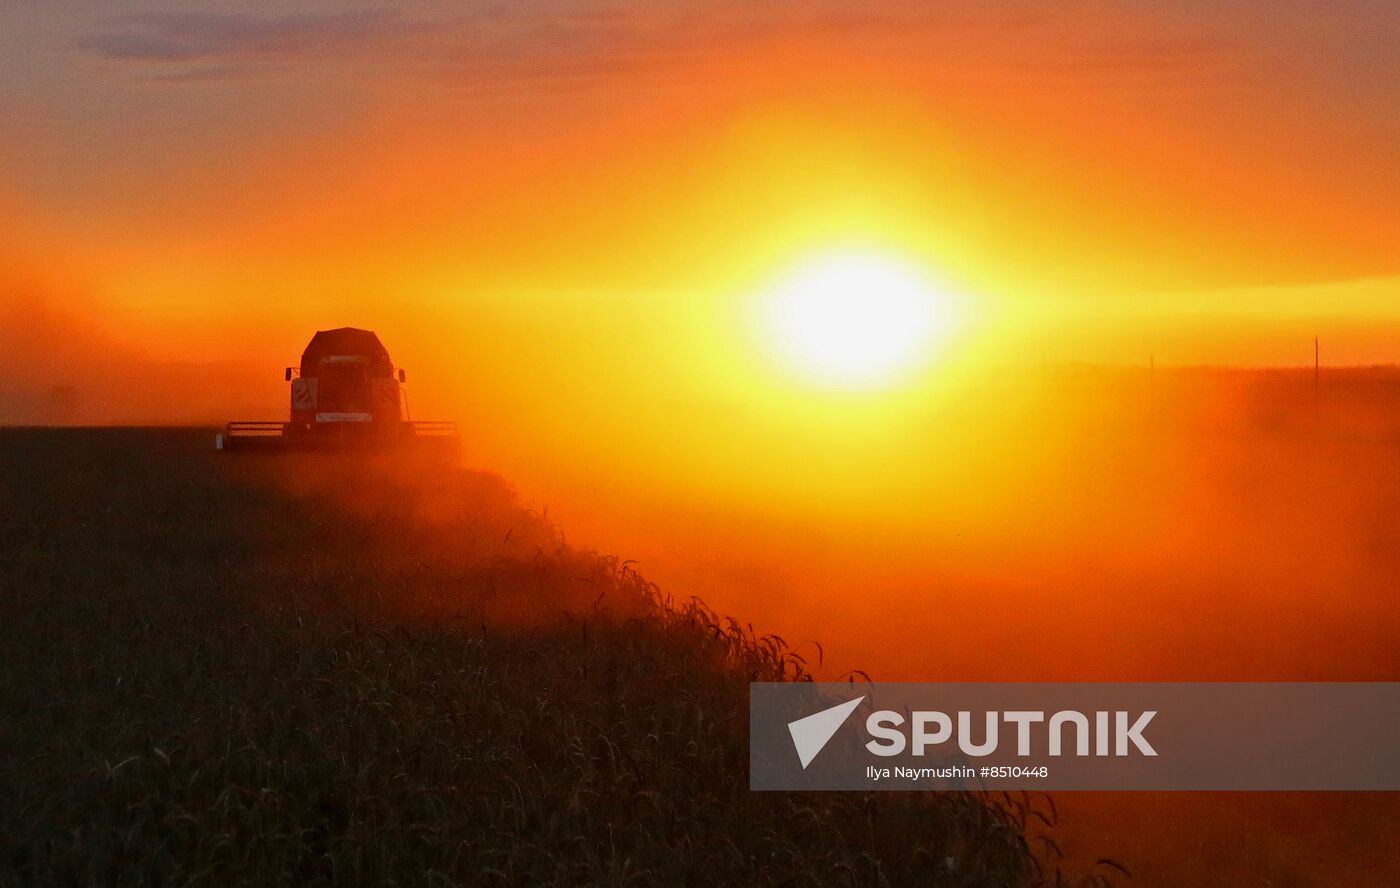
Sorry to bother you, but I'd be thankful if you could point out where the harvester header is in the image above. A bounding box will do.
[217,327,458,452]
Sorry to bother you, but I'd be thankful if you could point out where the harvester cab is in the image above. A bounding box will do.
[217,327,458,452]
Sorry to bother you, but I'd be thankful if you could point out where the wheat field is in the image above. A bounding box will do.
[0,429,1125,887]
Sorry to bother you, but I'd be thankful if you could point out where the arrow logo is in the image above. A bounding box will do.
[787,696,865,768]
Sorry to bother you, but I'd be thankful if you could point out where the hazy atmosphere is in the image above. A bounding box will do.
[5,0,1398,540]
[3,3,1398,886]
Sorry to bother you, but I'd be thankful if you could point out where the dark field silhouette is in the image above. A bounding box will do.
[0,428,1106,887]
[6,364,1400,886]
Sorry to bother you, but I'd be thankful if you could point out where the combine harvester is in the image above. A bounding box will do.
[217,327,458,453]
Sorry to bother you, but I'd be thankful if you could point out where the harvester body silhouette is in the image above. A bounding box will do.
[217,327,457,452]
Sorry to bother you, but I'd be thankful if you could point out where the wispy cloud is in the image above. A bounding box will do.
[71,2,1229,91]
[79,9,419,63]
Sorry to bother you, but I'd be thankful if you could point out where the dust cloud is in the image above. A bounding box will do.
[525,366,1400,886]
[542,366,1400,684]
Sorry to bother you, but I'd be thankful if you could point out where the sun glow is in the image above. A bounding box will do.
[759,251,957,389]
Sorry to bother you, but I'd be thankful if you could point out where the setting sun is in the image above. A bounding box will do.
[759,251,957,388]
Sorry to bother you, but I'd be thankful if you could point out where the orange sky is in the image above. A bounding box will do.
[6,13,1397,884]
[1,2,1397,498]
